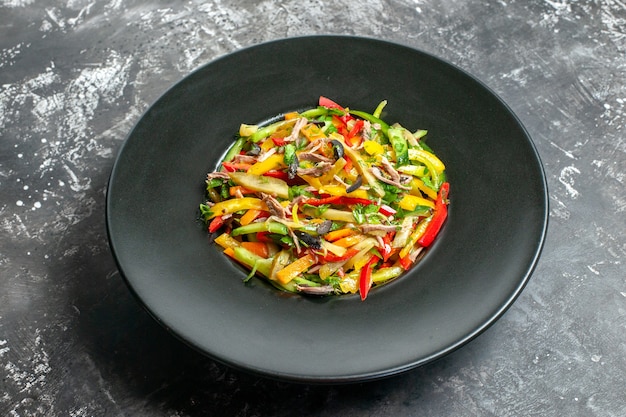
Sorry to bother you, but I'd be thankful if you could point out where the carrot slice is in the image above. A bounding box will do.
[239,209,264,226]
[324,228,355,242]
[229,186,254,197]
[241,241,270,258]
[333,234,366,248]
[275,254,315,284]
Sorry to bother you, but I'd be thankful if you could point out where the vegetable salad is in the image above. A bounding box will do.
[200,97,449,300]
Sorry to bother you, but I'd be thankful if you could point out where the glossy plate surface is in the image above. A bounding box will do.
[106,36,548,383]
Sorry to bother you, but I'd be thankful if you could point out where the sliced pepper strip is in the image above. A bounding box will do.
[229,186,254,197]
[207,197,268,219]
[360,255,380,301]
[214,232,241,250]
[408,149,446,173]
[324,228,355,242]
[398,194,435,210]
[239,208,265,226]
[303,195,341,206]
[399,255,413,271]
[271,136,287,146]
[319,96,344,110]
[411,177,438,200]
[333,234,367,248]
[275,254,316,284]
[399,217,431,259]
[339,197,375,206]
[379,232,395,262]
[348,119,364,139]
[348,109,390,136]
[247,153,284,176]
[417,182,449,247]
[221,161,252,172]
[319,247,359,263]
[241,241,270,258]
[208,215,226,233]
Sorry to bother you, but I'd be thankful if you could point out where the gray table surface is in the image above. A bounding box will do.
[1,1,625,416]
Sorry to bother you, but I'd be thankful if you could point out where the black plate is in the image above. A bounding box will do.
[106,36,548,383]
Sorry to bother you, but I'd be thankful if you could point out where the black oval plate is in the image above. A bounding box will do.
[106,36,548,383]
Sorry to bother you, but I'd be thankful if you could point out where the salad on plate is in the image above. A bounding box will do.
[200,96,449,300]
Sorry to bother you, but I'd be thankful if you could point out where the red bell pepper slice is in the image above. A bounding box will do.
[343,157,353,174]
[380,231,395,262]
[303,195,341,206]
[271,136,286,146]
[338,197,374,206]
[222,161,252,172]
[360,255,380,301]
[263,170,290,181]
[338,113,354,125]
[320,248,359,263]
[208,216,226,233]
[255,231,272,242]
[346,119,364,146]
[378,204,396,217]
[417,182,450,247]
[319,96,344,110]
[399,255,413,271]
[303,196,374,207]
[332,114,345,127]
[347,119,364,139]
[263,169,306,186]
[332,115,350,139]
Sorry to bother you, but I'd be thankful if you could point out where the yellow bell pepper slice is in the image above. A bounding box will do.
[339,274,358,294]
[260,139,274,153]
[408,149,446,173]
[247,153,284,176]
[300,174,323,191]
[399,217,431,259]
[300,123,326,141]
[207,197,268,219]
[411,178,437,200]
[398,194,435,211]
[319,261,344,281]
[363,140,385,155]
[291,203,300,224]
[275,254,315,284]
[343,238,377,271]
[408,149,445,189]
[214,233,241,250]
[397,164,426,177]
[318,184,369,200]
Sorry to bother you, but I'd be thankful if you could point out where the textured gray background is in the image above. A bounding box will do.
[1,1,625,416]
